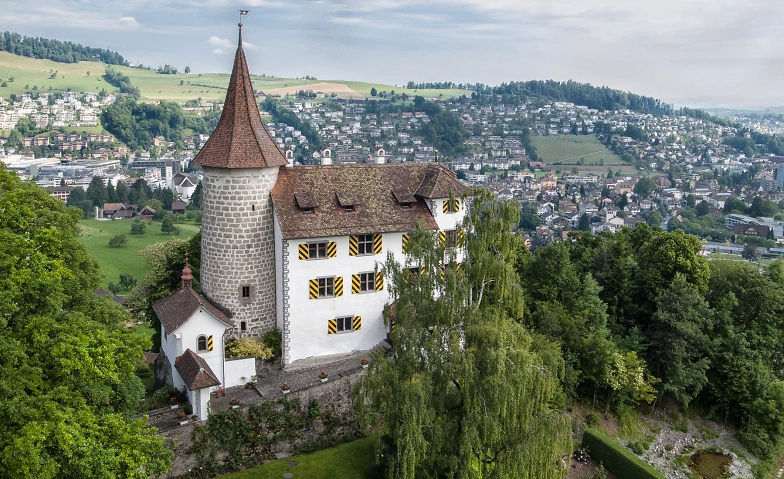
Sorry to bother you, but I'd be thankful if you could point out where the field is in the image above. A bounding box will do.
[0,52,472,103]
[531,135,628,166]
[77,218,198,289]
[220,436,376,479]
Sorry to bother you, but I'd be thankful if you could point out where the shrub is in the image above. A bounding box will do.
[225,337,273,360]
[586,412,600,427]
[582,428,666,479]
[263,328,282,358]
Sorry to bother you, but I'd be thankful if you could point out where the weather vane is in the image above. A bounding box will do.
[239,9,249,23]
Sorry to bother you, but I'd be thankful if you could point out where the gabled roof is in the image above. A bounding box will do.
[153,287,232,333]
[271,163,465,240]
[192,28,287,170]
[175,349,221,390]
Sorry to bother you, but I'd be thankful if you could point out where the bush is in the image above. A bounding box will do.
[582,428,666,479]
[263,328,282,358]
[225,337,273,360]
[586,412,600,427]
[108,234,128,247]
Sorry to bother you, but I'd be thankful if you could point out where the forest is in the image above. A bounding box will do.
[354,192,784,478]
[0,31,127,65]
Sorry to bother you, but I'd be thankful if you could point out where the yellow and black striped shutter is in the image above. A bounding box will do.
[207,335,214,351]
[390,318,396,333]
[335,276,344,296]
[442,199,449,213]
[309,279,319,299]
[298,243,309,260]
[373,234,383,254]
[327,241,337,258]
[349,235,358,256]
[454,198,461,212]
[457,229,464,248]
[439,231,447,247]
[351,274,361,294]
[402,233,410,253]
[352,315,362,331]
[375,272,384,291]
[439,264,446,281]
[328,319,337,334]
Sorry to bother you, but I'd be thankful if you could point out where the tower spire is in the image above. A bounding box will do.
[238,21,243,48]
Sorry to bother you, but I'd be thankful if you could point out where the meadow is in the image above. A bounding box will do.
[77,218,198,289]
[220,436,376,479]
[531,135,627,166]
[0,52,471,103]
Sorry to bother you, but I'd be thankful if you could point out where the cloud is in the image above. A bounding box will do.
[213,49,225,55]
[118,16,140,28]
[243,41,257,50]
[208,36,233,49]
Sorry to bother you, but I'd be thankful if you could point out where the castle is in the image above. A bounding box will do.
[153,24,466,418]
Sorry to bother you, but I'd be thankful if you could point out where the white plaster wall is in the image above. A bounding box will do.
[430,197,468,232]
[187,387,210,420]
[274,212,284,332]
[285,231,409,363]
[224,357,257,388]
[162,308,230,386]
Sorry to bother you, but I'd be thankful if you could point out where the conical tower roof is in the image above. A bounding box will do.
[193,23,287,169]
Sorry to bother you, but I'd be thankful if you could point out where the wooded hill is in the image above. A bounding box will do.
[0,31,127,65]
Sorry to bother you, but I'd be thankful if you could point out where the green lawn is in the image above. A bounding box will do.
[77,218,197,289]
[0,52,114,97]
[531,135,627,166]
[220,436,377,479]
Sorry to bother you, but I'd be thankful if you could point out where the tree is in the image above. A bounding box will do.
[686,194,696,208]
[161,214,177,235]
[109,234,128,247]
[354,192,569,479]
[86,175,108,207]
[190,180,203,209]
[750,196,779,218]
[742,244,759,262]
[578,213,591,232]
[634,176,657,197]
[115,180,130,203]
[723,196,746,215]
[518,202,542,231]
[0,167,170,478]
[695,200,711,217]
[646,211,663,228]
[106,181,117,203]
[370,87,377,97]
[184,66,191,74]
[130,219,146,235]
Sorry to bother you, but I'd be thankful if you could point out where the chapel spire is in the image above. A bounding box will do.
[192,21,287,169]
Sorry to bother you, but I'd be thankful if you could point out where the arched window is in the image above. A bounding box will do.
[197,335,207,351]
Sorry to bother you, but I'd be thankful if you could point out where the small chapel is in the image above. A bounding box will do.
[154,22,467,419]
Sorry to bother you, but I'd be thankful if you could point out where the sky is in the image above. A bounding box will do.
[3,0,784,108]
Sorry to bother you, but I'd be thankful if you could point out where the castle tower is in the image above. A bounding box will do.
[192,23,287,337]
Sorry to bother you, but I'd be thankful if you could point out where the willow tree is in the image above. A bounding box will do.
[355,190,570,479]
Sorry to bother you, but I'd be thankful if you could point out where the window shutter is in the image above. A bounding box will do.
[457,228,464,248]
[352,315,362,331]
[352,274,361,294]
[440,264,446,281]
[349,235,358,256]
[328,319,337,334]
[402,233,410,253]
[309,279,318,299]
[327,241,337,258]
[442,199,449,213]
[335,276,343,296]
[454,198,461,212]
[390,318,396,333]
[439,231,447,247]
[207,335,214,351]
[373,234,383,254]
[298,243,309,260]
[375,272,384,291]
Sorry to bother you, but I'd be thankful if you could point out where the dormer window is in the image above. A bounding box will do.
[197,335,207,352]
[295,191,318,215]
[336,190,360,212]
[392,188,416,209]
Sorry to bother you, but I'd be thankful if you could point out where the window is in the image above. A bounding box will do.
[309,276,343,298]
[353,272,380,293]
[328,315,361,334]
[197,335,207,351]
[344,205,355,212]
[240,321,247,332]
[357,234,374,255]
[442,229,458,248]
[299,241,336,260]
[241,286,250,299]
[443,197,460,214]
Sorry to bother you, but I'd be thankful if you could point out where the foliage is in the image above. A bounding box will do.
[0,167,170,478]
[519,201,542,230]
[0,31,127,64]
[103,68,140,98]
[262,98,324,154]
[634,176,657,197]
[581,429,666,479]
[101,97,195,150]
[161,214,179,235]
[354,191,569,479]
[130,219,147,235]
[263,328,282,358]
[108,234,128,247]
[225,337,274,360]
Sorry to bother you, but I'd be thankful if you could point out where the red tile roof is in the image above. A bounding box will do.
[175,349,221,390]
[270,163,466,240]
[153,287,232,333]
[192,34,287,170]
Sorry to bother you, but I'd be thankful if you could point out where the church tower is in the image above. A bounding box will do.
[193,23,287,337]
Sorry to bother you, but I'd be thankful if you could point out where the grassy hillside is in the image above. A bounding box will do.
[0,52,471,103]
[531,135,627,166]
[77,218,198,289]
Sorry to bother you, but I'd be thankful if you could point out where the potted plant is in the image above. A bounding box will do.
[169,397,178,409]
[360,357,369,369]
[319,370,329,383]
[281,382,291,395]
[178,411,188,425]
[184,404,193,415]
[230,397,240,409]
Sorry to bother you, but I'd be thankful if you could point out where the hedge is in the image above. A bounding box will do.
[581,428,666,479]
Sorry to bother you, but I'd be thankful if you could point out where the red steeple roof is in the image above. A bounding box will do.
[193,23,287,169]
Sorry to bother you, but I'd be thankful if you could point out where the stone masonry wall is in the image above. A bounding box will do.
[200,166,280,337]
